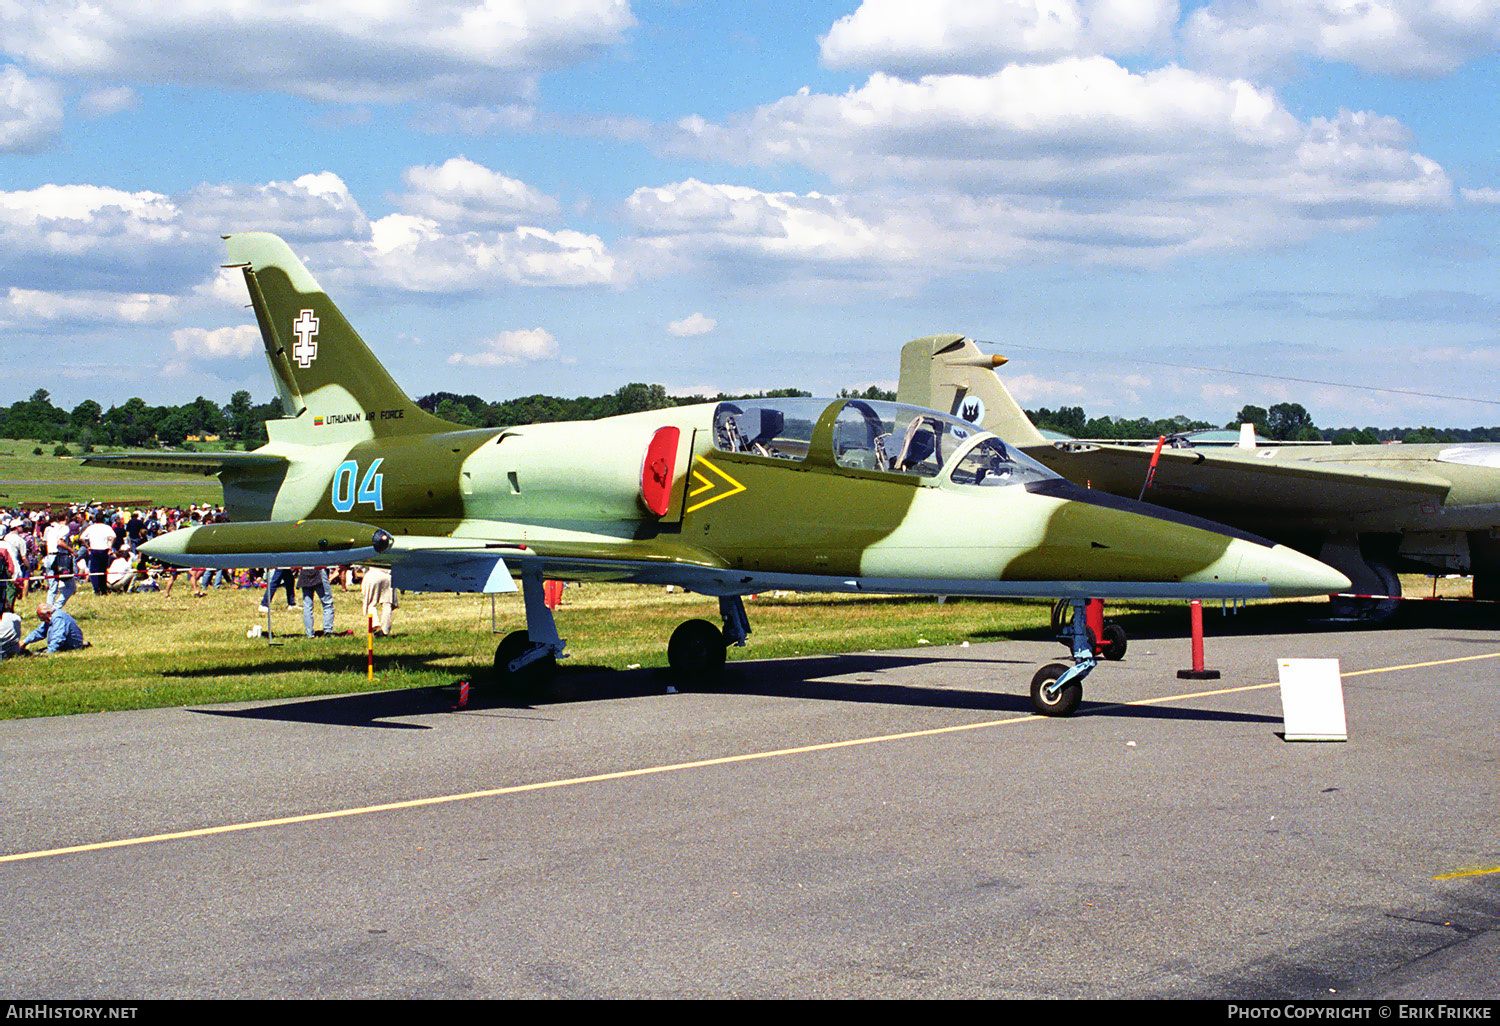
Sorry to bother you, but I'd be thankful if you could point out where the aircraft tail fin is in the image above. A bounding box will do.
[897,334,1047,446]
[223,232,448,440]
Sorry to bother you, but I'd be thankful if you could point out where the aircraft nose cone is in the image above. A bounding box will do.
[1230,540,1351,597]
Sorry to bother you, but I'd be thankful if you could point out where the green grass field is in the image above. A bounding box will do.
[0,580,1091,718]
[0,440,224,506]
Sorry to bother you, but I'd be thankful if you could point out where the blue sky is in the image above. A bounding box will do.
[3,1,1500,428]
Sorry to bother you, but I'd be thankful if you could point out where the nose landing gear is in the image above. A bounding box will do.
[1032,597,1101,717]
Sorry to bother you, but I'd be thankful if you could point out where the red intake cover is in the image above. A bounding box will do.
[640,426,679,517]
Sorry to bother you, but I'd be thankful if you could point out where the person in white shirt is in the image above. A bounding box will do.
[106,552,137,592]
[80,513,117,596]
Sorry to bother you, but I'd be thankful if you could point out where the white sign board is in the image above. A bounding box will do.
[1278,658,1347,741]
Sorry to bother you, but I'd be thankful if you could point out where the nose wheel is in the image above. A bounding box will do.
[1032,597,1097,716]
[1030,663,1082,717]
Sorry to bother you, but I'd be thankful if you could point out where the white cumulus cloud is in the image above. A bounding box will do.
[1183,0,1500,77]
[171,324,261,359]
[0,64,62,151]
[350,213,620,293]
[626,179,910,276]
[77,85,135,117]
[2,287,179,326]
[820,0,1178,72]
[658,59,1451,271]
[393,157,560,228]
[667,312,716,336]
[0,182,199,290]
[0,1,637,104]
[1461,186,1500,204]
[448,327,559,366]
[179,172,368,240]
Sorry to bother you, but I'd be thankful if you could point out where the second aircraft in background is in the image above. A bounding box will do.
[898,334,1500,621]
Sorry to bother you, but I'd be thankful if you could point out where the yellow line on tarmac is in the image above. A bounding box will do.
[0,712,1047,864]
[1434,865,1500,880]
[5,647,1497,866]
[1341,651,1500,677]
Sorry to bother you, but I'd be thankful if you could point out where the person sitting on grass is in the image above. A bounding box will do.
[18,603,86,655]
[106,550,137,592]
[1,600,21,659]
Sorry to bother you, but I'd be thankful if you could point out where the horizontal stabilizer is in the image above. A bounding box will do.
[82,452,289,477]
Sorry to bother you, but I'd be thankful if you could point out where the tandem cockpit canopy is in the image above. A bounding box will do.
[711,398,1058,488]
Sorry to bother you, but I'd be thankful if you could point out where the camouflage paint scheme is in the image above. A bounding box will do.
[91,233,1347,607]
[898,334,1500,611]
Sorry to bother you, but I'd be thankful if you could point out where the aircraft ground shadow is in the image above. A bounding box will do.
[193,649,1279,728]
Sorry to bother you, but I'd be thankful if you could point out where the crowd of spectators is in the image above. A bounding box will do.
[0,501,394,653]
[0,502,232,608]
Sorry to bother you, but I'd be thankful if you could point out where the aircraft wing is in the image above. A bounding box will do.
[138,519,740,595]
[1032,442,1451,525]
[82,452,290,476]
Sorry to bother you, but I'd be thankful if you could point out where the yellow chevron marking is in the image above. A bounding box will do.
[685,457,746,513]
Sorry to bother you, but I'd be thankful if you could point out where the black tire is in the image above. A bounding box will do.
[668,618,726,685]
[494,629,557,692]
[1328,559,1401,622]
[1100,622,1127,661]
[1030,662,1082,717]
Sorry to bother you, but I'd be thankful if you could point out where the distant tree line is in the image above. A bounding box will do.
[412,383,892,429]
[0,389,280,451]
[1026,400,1500,445]
[6,384,1495,452]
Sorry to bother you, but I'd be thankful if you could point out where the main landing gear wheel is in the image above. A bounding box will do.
[1030,663,1082,717]
[1327,559,1401,623]
[668,618,726,687]
[1099,622,1127,661]
[494,629,558,695]
[1052,599,1126,660]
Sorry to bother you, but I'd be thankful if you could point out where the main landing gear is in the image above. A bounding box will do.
[1031,597,1101,717]
[666,595,750,687]
[1049,597,1127,661]
[493,566,567,695]
[491,576,753,695]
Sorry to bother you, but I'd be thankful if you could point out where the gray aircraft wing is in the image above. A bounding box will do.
[1029,441,1450,528]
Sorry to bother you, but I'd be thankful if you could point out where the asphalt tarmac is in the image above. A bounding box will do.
[1,619,1496,999]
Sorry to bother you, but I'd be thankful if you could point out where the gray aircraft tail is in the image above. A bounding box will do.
[896,334,1046,445]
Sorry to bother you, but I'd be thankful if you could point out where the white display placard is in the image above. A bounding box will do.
[1278,658,1347,741]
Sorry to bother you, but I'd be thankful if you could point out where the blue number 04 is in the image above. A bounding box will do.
[332,458,385,512]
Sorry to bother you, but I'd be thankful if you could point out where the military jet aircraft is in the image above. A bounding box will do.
[90,234,1347,716]
[898,334,1500,621]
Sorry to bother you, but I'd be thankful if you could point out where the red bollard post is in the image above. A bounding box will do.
[1085,598,1105,654]
[543,579,564,610]
[1177,599,1221,680]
